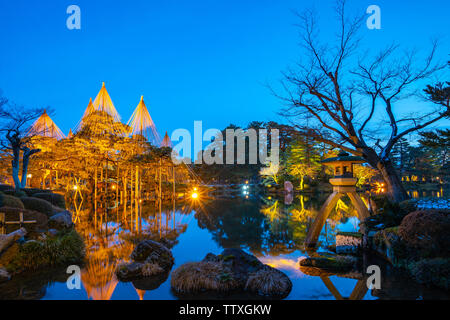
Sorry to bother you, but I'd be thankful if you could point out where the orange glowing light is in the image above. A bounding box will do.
[191,192,198,199]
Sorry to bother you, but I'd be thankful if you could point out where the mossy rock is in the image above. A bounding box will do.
[0,194,24,209]
[6,229,85,274]
[171,249,292,298]
[33,193,66,209]
[20,197,54,217]
[299,255,358,272]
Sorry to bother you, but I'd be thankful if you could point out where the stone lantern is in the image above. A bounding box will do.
[305,151,371,248]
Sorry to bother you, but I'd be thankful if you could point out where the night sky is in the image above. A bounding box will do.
[0,0,448,140]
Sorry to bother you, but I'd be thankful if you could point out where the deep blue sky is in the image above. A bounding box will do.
[0,0,448,138]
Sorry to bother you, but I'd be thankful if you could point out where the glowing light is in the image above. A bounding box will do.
[245,195,249,199]
[27,174,32,179]
[268,196,272,200]
[267,184,271,188]
[112,185,116,190]
[73,185,78,190]
[193,187,198,191]
[191,192,198,199]
[245,180,249,184]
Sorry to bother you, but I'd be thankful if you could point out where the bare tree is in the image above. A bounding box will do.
[0,94,44,190]
[278,0,449,202]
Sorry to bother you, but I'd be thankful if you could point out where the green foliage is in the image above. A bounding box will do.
[0,194,24,209]
[20,196,54,216]
[6,229,85,273]
[369,195,409,228]
[3,189,27,198]
[0,184,14,192]
[20,188,52,197]
[33,192,66,209]
[408,258,450,291]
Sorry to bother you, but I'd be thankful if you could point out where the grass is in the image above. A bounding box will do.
[171,261,239,293]
[6,229,85,274]
[141,262,164,276]
[245,267,291,296]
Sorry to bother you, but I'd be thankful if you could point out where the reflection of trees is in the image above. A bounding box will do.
[73,201,187,300]
[194,197,316,257]
[195,194,366,259]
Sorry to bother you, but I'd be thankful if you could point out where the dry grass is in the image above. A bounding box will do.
[171,261,238,293]
[245,268,291,296]
[141,262,164,276]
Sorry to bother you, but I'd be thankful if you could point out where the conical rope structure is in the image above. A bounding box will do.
[28,109,66,140]
[127,95,161,146]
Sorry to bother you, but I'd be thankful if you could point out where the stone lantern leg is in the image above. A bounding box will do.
[305,151,370,248]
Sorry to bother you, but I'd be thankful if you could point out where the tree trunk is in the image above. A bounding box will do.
[377,159,409,203]
[20,153,30,188]
[11,149,21,191]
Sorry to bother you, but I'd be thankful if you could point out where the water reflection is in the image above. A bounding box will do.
[1,193,449,300]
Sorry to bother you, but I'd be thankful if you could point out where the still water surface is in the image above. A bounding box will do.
[1,192,449,300]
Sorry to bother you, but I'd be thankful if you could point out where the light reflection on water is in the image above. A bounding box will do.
[1,193,449,300]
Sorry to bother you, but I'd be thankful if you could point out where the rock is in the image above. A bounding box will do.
[116,240,174,282]
[116,261,145,281]
[0,228,27,254]
[0,267,11,283]
[48,211,73,230]
[299,254,358,272]
[130,239,174,270]
[171,248,292,299]
[47,229,59,237]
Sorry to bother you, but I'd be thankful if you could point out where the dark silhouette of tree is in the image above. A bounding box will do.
[0,94,44,190]
[277,0,448,202]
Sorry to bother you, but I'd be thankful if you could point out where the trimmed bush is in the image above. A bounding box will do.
[20,197,54,216]
[3,190,27,198]
[0,206,48,233]
[0,184,14,192]
[20,188,52,197]
[399,209,450,258]
[33,192,66,209]
[0,194,24,209]
[408,258,450,291]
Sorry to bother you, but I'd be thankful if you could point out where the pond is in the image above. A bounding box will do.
[1,191,449,300]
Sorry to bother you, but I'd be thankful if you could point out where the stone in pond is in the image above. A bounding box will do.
[48,211,73,230]
[171,248,292,299]
[116,240,174,282]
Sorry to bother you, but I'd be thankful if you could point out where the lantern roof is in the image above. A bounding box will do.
[321,151,365,164]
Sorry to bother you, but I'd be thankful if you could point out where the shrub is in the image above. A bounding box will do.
[398,209,450,258]
[0,184,14,192]
[366,195,411,228]
[6,229,85,273]
[0,206,48,233]
[171,261,239,293]
[20,197,54,216]
[20,188,52,197]
[33,192,66,209]
[408,258,450,291]
[3,190,27,198]
[245,267,292,297]
[0,194,24,209]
